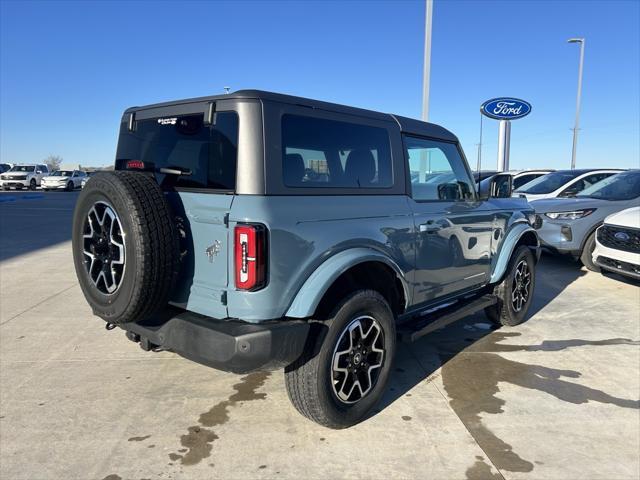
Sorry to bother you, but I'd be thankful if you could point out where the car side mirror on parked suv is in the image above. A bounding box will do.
[479,173,513,200]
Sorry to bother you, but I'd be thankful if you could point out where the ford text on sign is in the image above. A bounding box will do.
[480,98,532,120]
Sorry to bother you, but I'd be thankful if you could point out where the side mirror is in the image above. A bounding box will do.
[559,188,578,198]
[36,170,42,174]
[479,174,513,200]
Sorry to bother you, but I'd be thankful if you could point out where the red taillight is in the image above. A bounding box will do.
[234,224,267,291]
[126,160,145,170]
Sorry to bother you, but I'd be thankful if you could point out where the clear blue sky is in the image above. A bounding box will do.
[1,0,639,170]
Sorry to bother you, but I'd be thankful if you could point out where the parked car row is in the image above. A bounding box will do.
[0,165,99,191]
[476,168,639,280]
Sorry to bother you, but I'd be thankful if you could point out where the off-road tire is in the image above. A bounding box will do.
[580,231,600,272]
[485,245,536,327]
[72,171,179,325]
[284,290,396,429]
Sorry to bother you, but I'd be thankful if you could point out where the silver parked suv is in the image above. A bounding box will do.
[72,90,540,428]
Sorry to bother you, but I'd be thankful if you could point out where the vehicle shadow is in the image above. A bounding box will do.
[0,191,79,262]
[600,269,640,287]
[373,254,640,476]
[376,252,588,412]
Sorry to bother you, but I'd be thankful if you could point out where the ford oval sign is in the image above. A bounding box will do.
[481,98,532,120]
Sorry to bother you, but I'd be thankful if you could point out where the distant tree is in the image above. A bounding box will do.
[43,155,62,171]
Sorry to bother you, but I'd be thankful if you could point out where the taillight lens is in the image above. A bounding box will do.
[234,224,267,291]
[126,160,145,170]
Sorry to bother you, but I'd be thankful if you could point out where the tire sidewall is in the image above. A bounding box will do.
[501,246,536,325]
[315,291,396,426]
[72,177,141,322]
[580,231,600,271]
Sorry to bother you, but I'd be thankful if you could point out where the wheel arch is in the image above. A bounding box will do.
[285,248,409,319]
[490,223,540,284]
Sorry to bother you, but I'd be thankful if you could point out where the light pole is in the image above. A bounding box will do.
[422,0,433,122]
[419,0,434,181]
[568,38,585,170]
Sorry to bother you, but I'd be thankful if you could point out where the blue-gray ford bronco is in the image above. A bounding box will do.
[72,90,540,428]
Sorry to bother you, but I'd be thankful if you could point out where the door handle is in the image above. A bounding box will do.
[419,223,442,233]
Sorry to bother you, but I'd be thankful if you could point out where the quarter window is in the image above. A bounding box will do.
[405,136,474,201]
[281,114,393,188]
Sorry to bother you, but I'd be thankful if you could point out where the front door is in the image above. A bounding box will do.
[404,136,494,306]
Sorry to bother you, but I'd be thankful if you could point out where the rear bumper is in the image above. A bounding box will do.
[119,308,310,374]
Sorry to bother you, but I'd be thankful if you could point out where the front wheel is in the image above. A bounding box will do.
[285,290,396,429]
[29,179,36,190]
[66,181,73,192]
[485,245,536,326]
[580,231,600,272]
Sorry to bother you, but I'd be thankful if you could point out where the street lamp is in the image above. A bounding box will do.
[568,37,585,170]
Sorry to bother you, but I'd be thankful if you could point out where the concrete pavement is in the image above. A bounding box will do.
[1,191,639,480]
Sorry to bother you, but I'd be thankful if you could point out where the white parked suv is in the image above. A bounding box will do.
[593,207,640,280]
[0,164,49,190]
[41,170,87,191]
[514,169,621,201]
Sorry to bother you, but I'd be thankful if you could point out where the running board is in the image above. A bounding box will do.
[399,294,497,343]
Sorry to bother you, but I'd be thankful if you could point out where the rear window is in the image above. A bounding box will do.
[281,114,392,188]
[116,112,239,190]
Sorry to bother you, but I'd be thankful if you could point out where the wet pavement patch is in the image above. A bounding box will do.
[438,329,640,475]
[169,371,271,466]
[465,456,501,480]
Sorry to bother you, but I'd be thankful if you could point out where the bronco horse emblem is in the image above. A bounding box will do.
[205,240,222,263]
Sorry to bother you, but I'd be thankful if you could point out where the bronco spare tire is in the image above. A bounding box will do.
[72,171,179,325]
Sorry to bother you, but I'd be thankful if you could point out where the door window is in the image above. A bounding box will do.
[404,136,474,201]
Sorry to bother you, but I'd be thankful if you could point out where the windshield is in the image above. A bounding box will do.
[515,171,582,194]
[116,112,239,190]
[576,171,640,201]
[10,165,35,172]
[51,170,73,176]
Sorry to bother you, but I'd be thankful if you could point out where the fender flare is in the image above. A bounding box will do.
[285,248,410,319]
[490,222,539,284]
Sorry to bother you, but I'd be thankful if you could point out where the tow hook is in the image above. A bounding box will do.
[105,322,116,331]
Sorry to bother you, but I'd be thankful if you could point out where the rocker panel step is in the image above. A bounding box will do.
[399,294,498,343]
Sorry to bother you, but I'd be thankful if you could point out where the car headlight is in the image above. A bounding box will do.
[544,209,596,220]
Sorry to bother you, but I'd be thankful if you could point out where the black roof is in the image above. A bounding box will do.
[125,89,458,142]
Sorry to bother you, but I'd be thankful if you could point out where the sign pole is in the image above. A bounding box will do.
[497,120,511,171]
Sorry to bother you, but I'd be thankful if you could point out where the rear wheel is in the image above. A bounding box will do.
[485,245,536,326]
[580,231,600,272]
[285,290,396,429]
[72,171,179,325]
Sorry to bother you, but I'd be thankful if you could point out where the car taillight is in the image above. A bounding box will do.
[234,224,267,291]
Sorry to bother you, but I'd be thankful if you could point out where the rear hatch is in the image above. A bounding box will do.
[115,107,239,319]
